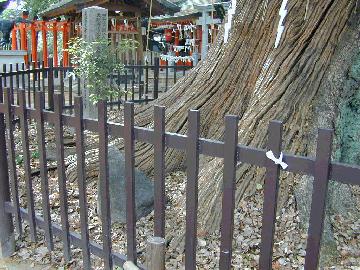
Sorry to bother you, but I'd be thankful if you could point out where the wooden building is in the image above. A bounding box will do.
[40,0,180,63]
[150,0,229,65]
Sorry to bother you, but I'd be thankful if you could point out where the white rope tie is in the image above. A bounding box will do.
[266,151,288,169]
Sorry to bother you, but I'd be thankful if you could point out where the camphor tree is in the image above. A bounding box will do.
[68,0,359,265]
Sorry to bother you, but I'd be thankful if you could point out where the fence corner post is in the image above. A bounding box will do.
[153,57,160,100]
[0,100,15,258]
[146,236,165,270]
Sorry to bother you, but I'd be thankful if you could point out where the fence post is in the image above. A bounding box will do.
[304,129,333,269]
[153,57,159,100]
[146,236,165,270]
[0,88,15,258]
[259,121,283,270]
[48,58,54,111]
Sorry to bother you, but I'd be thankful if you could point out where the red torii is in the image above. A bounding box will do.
[11,14,71,68]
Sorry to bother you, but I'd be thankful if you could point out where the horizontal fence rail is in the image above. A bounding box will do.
[0,88,359,269]
[0,58,192,111]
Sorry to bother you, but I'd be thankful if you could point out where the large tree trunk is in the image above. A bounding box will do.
[67,0,358,263]
[131,0,357,230]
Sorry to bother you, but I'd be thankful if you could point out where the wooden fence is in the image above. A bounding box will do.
[0,87,359,269]
[0,57,192,111]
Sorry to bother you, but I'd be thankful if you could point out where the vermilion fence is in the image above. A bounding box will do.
[0,88,359,269]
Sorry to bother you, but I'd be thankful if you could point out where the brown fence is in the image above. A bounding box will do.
[0,87,360,269]
[0,58,192,111]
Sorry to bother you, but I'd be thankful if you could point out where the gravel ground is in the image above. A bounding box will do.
[5,119,360,270]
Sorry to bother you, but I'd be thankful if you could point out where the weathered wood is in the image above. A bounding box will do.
[153,106,166,237]
[124,261,140,270]
[219,115,239,269]
[146,236,165,270]
[304,129,333,269]
[185,110,200,270]
[259,121,283,270]
[3,88,22,235]
[98,100,112,270]
[0,87,15,258]
[35,91,54,251]
[74,96,91,269]
[54,94,71,261]
[19,90,37,242]
[124,102,137,264]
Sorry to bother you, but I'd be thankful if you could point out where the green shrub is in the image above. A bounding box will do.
[67,37,138,104]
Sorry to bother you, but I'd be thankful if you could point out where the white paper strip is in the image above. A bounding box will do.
[274,0,288,48]
[266,151,288,169]
[160,54,194,63]
[223,0,237,43]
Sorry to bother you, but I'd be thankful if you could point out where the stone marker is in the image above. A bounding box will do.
[97,146,154,223]
[81,6,108,119]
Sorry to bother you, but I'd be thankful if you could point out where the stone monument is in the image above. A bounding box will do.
[81,6,108,119]
[97,146,154,223]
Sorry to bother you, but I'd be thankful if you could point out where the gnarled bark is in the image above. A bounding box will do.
[66,0,358,264]
[135,0,357,233]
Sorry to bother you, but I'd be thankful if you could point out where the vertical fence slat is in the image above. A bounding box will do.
[173,65,177,84]
[185,110,200,270]
[259,120,283,270]
[153,106,166,238]
[98,100,112,269]
[69,74,73,110]
[117,70,121,108]
[32,62,36,103]
[77,76,81,96]
[54,94,71,261]
[37,65,41,92]
[48,59,54,110]
[27,63,31,108]
[153,58,159,100]
[3,88,22,234]
[15,64,20,105]
[3,64,7,87]
[74,96,91,269]
[165,61,168,92]
[9,64,14,105]
[35,91,53,250]
[110,74,114,110]
[21,63,25,93]
[19,89,37,241]
[219,115,239,269]
[41,65,46,95]
[0,87,14,258]
[138,63,142,100]
[145,64,149,98]
[60,64,65,107]
[131,67,135,101]
[15,64,19,90]
[125,69,128,101]
[304,129,333,270]
[124,102,137,264]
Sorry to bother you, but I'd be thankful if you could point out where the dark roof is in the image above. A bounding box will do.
[41,0,180,18]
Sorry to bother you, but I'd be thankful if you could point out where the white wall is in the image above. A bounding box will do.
[0,50,27,72]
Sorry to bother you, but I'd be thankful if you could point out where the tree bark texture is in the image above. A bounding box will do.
[66,0,358,241]
[133,0,357,232]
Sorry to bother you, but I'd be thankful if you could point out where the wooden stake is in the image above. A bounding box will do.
[146,236,165,270]
[123,261,139,270]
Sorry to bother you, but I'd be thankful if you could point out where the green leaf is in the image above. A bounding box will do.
[15,155,24,166]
